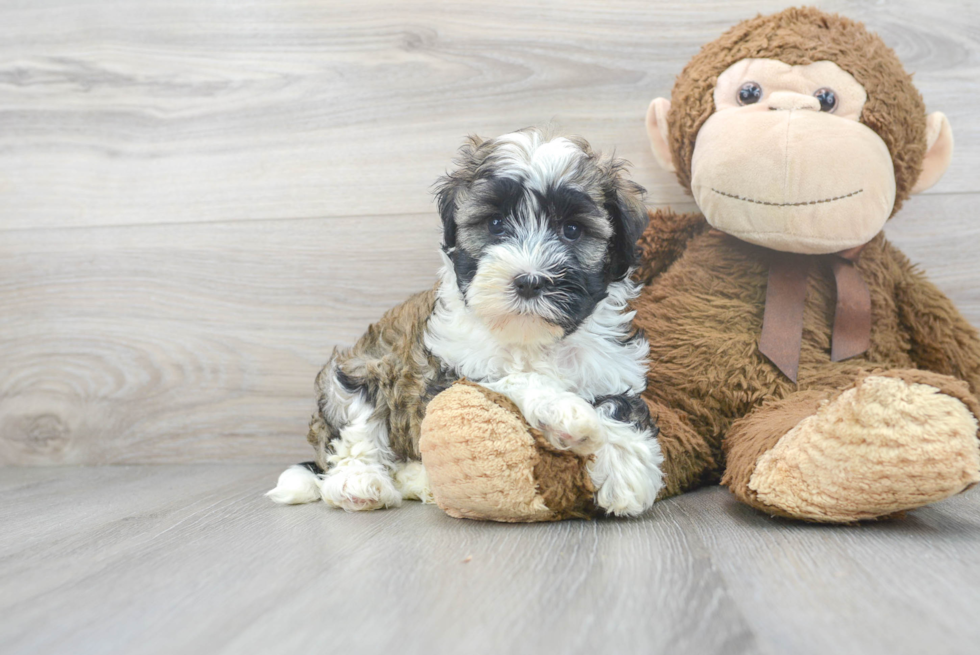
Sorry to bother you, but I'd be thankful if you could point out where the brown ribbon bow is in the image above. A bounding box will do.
[758,245,871,383]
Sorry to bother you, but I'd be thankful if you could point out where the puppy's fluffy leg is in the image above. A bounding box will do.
[589,416,664,517]
[319,391,402,511]
[266,462,323,504]
[393,461,434,503]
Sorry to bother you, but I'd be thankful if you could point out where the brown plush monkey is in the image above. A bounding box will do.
[421,7,980,523]
[637,7,980,521]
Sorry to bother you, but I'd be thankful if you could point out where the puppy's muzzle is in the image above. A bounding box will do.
[513,273,546,300]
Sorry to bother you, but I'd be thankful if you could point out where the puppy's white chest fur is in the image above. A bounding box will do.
[425,260,649,399]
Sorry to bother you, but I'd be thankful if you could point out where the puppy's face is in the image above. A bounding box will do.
[436,129,647,345]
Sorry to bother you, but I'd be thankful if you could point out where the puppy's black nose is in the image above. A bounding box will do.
[513,274,545,299]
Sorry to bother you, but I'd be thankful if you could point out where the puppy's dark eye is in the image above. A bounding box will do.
[737,82,762,106]
[488,217,506,236]
[562,221,582,241]
[814,87,837,112]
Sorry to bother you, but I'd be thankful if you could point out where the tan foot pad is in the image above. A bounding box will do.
[749,376,980,522]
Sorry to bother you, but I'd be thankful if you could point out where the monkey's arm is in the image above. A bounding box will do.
[632,208,709,285]
[889,242,980,394]
[644,398,718,499]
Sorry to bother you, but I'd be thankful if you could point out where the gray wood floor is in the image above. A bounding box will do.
[3,1,980,653]
[2,465,979,655]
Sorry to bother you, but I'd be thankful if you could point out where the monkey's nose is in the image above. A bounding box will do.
[513,274,545,299]
[767,91,820,112]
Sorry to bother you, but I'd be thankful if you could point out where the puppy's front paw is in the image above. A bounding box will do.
[538,394,603,454]
[319,460,402,511]
[590,427,664,517]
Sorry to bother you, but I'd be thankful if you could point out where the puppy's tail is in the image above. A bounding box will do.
[266,461,324,504]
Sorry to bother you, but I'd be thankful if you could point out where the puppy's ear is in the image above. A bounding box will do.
[435,176,462,251]
[434,135,484,252]
[603,160,648,281]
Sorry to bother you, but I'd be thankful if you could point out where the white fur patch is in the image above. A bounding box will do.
[317,389,402,511]
[490,132,587,193]
[394,461,435,503]
[590,420,664,517]
[270,375,403,511]
[320,459,402,511]
[265,465,322,505]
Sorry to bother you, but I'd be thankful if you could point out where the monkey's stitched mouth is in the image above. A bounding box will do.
[711,188,863,207]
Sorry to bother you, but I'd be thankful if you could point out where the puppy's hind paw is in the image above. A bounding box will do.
[320,460,402,511]
[393,461,435,504]
[266,464,323,505]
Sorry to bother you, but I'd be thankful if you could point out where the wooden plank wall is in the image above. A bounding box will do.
[2,0,978,465]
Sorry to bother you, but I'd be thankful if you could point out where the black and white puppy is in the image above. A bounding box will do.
[268,128,664,516]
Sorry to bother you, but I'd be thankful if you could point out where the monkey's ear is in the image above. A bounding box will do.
[645,98,676,173]
[911,112,954,194]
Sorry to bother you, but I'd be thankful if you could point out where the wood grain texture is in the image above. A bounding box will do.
[0,214,443,465]
[684,489,980,655]
[0,0,977,231]
[2,465,979,655]
[2,0,980,465]
[2,196,977,466]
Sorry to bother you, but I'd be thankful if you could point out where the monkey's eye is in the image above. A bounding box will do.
[562,221,582,241]
[488,217,506,236]
[737,82,763,106]
[814,88,837,112]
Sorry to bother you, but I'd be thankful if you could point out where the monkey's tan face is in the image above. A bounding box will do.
[690,59,896,254]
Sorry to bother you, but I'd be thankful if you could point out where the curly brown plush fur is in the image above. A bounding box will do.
[634,8,980,521]
[636,212,980,520]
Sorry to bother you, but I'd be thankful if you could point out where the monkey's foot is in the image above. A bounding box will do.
[748,375,980,522]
